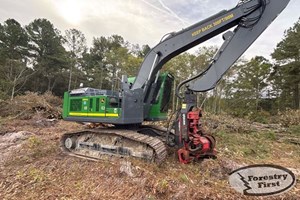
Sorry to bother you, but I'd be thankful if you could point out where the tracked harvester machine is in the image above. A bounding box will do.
[62,0,290,164]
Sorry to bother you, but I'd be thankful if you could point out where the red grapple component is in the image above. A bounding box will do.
[187,111,200,135]
[177,148,191,164]
[198,136,210,152]
[177,108,216,164]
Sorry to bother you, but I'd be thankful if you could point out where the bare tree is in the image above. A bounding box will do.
[64,29,87,90]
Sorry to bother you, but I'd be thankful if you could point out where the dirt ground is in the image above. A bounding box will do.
[0,117,299,200]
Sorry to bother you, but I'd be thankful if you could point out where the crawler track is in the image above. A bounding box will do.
[60,127,167,164]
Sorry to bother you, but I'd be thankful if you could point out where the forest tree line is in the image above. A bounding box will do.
[0,18,299,120]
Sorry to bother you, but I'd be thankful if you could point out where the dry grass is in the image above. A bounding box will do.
[274,109,300,127]
[0,117,299,200]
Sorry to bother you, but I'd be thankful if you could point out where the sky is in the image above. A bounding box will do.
[0,0,299,60]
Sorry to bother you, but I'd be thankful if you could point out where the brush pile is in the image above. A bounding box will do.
[0,92,62,120]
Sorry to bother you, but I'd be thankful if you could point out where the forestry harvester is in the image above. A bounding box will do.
[61,0,290,164]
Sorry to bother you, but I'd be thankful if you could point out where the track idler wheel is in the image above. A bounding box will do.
[64,137,77,149]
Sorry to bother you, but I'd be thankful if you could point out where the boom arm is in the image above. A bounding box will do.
[187,0,290,92]
[131,0,290,99]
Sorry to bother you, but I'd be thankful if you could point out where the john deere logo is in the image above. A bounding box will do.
[229,164,296,196]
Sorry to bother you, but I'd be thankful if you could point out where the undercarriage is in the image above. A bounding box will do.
[60,126,168,163]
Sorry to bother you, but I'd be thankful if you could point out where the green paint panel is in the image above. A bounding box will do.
[63,93,120,119]
[63,92,69,118]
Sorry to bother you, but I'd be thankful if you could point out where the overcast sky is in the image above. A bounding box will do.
[0,0,299,60]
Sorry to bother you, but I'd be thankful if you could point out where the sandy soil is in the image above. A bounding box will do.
[0,118,299,200]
